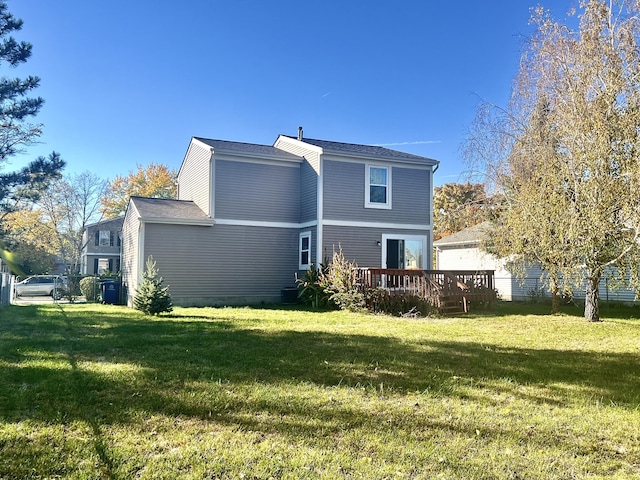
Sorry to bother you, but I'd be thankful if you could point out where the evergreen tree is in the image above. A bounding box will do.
[0,2,65,270]
[134,256,173,315]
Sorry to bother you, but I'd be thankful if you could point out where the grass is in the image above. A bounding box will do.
[0,302,639,479]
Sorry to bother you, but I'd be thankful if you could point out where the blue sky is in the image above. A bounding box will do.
[7,1,576,186]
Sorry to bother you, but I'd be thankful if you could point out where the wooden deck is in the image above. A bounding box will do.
[356,269,496,314]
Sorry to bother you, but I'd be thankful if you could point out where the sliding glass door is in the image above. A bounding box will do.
[382,234,427,269]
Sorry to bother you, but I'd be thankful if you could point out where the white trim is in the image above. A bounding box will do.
[299,231,312,270]
[323,154,435,170]
[300,220,318,229]
[139,216,425,231]
[429,167,434,269]
[365,164,392,210]
[434,240,481,247]
[137,222,145,291]
[209,150,215,218]
[381,233,428,269]
[274,135,324,155]
[324,219,431,230]
[138,217,215,226]
[215,218,315,229]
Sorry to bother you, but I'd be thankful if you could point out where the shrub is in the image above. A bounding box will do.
[79,276,101,302]
[295,263,332,308]
[367,287,434,316]
[323,249,366,312]
[133,256,173,315]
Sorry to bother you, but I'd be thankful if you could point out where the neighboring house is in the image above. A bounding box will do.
[81,217,124,275]
[434,222,638,303]
[121,130,439,307]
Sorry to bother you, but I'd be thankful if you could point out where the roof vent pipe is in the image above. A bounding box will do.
[298,126,303,141]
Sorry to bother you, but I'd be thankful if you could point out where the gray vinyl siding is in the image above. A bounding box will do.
[323,160,431,225]
[323,225,432,269]
[84,221,123,256]
[300,161,318,222]
[323,225,380,267]
[142,223,299,306]
[121,206,141,305]
[215,160,300,222]
[178,141,211,216]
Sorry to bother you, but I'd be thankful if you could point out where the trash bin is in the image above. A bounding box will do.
[101,281,120,305]
[281,286,299,304]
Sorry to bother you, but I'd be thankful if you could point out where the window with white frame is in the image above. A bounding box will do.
[98,230,111,246]
[299,231,311,270]
[365,165,391,209]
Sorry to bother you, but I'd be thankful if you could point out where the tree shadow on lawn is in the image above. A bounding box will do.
[1,305,638,421]
[2,304,640,476]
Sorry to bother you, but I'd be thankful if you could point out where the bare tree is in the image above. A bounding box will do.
[39,171,107,274]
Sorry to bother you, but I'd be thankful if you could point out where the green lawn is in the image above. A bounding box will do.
[0,302,639,479]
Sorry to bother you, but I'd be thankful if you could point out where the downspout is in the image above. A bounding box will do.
[316,154,323,265]
[429,164,438,269]
[209,148,215,218]
[136,221,145,305]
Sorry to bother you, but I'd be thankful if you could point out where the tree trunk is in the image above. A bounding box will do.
[550,274,560,314]
[584,271,602,322]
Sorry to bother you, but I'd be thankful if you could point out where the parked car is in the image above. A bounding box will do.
[14,275,68,300]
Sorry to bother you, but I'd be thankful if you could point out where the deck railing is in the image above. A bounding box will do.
[356,269,495,313]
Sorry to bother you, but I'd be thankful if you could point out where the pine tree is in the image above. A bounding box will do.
[0,2,65,272]
[133,256,173,315]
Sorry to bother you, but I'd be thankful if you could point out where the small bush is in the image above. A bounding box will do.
[80,276,101,302]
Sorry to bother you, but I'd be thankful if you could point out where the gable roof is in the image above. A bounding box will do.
[434,222,490,247]
[281,135,439,166]
[85,216,124,229]
[194,137,303,162]
[129,196,214,226]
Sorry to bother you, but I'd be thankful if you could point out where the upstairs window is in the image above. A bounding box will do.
[366,165,391,209]
[95,230,113,246]
[299,231,311,270]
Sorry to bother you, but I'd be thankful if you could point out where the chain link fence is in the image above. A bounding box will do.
[495,275,638,304]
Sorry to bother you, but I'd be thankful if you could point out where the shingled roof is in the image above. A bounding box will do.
[129,197,213,225]
[282,135,439,165]
[433,222,490,247]
[194,137,303,162]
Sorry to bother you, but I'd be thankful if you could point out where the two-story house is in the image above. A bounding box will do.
[81,217,124,275]
[121,130,439,307]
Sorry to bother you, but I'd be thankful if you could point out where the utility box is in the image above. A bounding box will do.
[101,281,120,305]
[281,287,299,304]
